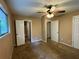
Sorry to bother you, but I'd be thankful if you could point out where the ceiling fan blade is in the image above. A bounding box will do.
[56,10,66,13]
[50,6,56,12]
[37,11,45,13]
[53,8,66,13]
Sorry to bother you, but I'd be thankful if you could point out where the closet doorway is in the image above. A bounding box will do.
[16,20,32,46]
[24,21,31,43]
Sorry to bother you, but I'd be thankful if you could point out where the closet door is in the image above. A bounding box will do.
[51,20,59,42]
[72,16,79,49]
[16,20,25,46]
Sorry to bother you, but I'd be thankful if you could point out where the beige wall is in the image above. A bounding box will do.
[53,11,79,46]
[15,16,42,42]
[42,16,54,42]
[32,18,42,41]
[41,16,45,42]
[41,16,49,42]
[0,0,15,59]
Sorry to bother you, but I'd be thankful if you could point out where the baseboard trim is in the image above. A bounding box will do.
[10,46,14,59]
[31,39,42,43]
[59,42,72,47]
[41,39,47,43]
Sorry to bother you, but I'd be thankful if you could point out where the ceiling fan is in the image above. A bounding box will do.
[37,4,66,18]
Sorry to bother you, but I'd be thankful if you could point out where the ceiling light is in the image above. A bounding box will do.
[47,14,54,18]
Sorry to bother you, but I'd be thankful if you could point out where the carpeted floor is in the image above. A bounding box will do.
[12,41,79,59]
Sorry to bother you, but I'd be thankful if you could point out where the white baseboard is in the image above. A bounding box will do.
[59,42,72,47]
[31,39,42,43]
[41,39,47,43]
[10,47,14,59]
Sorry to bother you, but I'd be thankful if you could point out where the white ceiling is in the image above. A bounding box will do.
[6,0,79,17]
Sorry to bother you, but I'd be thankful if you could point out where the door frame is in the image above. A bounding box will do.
[46,20,52,42]
[15,20,32,46]
[51,20,59,42]
[45,20,59,42]
[24,20,32,42]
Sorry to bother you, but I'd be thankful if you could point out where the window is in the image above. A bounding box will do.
[0,8,9,37]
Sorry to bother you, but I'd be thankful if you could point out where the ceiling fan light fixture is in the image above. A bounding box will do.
[47,14,54,18]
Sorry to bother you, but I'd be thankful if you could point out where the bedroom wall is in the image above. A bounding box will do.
[53,10,79,46]
[15,16,42,42]
[0,0,15,59]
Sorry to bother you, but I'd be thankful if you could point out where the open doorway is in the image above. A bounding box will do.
[47,22,51,42]
[24,21,31,43]
[46,20,59,43]
[15,20,32,46]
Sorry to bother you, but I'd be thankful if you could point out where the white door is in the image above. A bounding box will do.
[72,16,79,49]
[16,20,25,46]
[51,20,59,42]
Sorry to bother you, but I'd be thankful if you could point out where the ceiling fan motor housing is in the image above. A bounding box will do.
[47,10,52,14]
[45,5,56,14]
